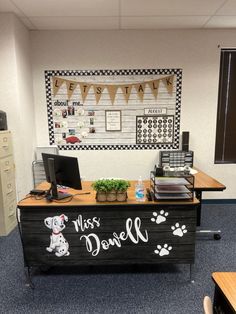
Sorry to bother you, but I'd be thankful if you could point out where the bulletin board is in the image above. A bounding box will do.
[45,68,182,150]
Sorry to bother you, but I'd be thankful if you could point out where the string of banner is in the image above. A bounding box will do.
[52,74,175,104]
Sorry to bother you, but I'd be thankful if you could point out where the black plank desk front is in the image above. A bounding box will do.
[17,181,199,286]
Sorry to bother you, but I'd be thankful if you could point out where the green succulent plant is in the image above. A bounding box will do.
[92,179,130,192]
[113,179,131,192]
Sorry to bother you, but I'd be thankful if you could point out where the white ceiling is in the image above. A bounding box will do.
[1,0,236,30]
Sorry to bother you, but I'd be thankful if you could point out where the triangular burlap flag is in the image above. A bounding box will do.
[52,77,64,96]
[106,85,119,104]
[79,83,91,103]
[134,82,146,102]
[66,80,78,100]
[93,84,106,104]
[120,84,133,103]
[147,79,160,99]
[163,75,174,95]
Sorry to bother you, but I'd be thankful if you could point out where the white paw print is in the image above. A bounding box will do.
[154,244,172,256]
[151,210,169,224]
[171,223,187,237]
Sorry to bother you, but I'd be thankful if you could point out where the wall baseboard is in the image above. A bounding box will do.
[202,199,236,204]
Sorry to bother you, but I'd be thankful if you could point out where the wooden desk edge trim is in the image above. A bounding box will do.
[212,272,236,311]
[18,198,200,207]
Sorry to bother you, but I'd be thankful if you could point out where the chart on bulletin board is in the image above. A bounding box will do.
[45,68,182,150]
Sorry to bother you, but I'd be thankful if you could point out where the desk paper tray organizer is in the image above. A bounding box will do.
[150,171,194,201]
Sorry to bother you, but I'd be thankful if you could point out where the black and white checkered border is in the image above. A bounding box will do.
[45,71,54,144]
[174,70,182,149]
[45,68,182,150]
[58,143,176,150]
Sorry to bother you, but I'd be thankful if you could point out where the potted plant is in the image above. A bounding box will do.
[114,179,131,202]
[91,179,108,202]
[92,178,130,202]
[105,179,117,202]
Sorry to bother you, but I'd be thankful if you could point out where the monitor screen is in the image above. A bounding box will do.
[42,153,82,199]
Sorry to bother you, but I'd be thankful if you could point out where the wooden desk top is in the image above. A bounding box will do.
[212,272,236,311]
[193,169,226,191]
[18,168,226,207]
[18,180,199,207]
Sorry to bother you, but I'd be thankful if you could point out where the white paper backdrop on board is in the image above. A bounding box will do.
[45,68,182,150]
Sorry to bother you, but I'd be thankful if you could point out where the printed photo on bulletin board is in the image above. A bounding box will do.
[45,68,182,150]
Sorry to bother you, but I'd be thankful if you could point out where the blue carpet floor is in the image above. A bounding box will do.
[0,204,235,314]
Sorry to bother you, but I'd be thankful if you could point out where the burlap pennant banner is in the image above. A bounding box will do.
[135,83,146,102]
[147,79,159,99]
[106,85,119,104]
[79,83,91,103]
[163,75,174,95]
[52,77,65,96]
[120,84,133,103]
[66,80,78,100]
[52,75,175,103]
[93,84,106,104]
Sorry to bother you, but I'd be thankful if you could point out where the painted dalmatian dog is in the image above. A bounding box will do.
[44,214,70,257]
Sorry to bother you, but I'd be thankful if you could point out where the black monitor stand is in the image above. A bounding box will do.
[48,158,72,200]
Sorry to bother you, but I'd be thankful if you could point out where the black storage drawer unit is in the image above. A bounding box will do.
[159,150,194,168]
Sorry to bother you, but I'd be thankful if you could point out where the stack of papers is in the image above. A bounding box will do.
[155,185,190,193]
[155,193,191,200]
[155,177,189,185]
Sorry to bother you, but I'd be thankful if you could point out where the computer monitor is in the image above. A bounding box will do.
[42,153,82,200]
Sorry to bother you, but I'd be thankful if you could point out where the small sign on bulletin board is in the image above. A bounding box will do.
[105,110,121,131]
[45,68,182,150]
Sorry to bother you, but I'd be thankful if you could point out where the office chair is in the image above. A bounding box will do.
[32,161,46,188]
[203,296,213,314]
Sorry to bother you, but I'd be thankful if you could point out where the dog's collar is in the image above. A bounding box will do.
[52,231,61,235]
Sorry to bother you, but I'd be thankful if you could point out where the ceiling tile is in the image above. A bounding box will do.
[121,16,210,29]
[11,0,119,17]
[1,0,236,30]
[215,0,236,15]
[204,16,236,28]
[121,0,225,16]
[28,16,120,30]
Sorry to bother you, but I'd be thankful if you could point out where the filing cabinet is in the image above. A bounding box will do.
[0,131,17,236]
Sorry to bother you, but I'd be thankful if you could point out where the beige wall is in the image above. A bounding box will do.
[31,29,236,199]
[2,13,236,200]
[0,13,35,199]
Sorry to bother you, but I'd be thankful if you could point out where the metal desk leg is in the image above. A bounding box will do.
[195,190,202,226]
[190,264,195,283]
[17,207,35,288]
[24,266,34,289]
[195,191,221,240]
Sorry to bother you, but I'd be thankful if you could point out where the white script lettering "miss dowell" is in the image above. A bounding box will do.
[72,215,100,232]
[80,217,148,256]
